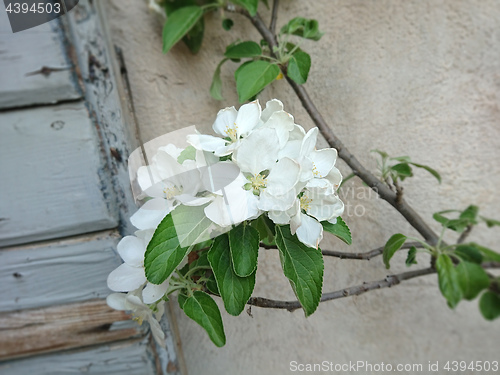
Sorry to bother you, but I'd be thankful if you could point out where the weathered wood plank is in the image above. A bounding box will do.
[0,102,118,246]
[0,299,143,360]
[0,231,121,311]
[0,337,157,375]
[0,9,81,109]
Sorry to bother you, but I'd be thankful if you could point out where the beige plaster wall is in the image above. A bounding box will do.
[106,1,500,374]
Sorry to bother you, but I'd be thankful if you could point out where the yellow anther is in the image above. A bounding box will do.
[225,124,238,141]
[163,186,181,199]
[300,194,312,211]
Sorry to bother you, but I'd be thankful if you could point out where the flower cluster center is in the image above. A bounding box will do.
[300,194,312,211]
[225,123,238,141]
[163,185,182,199]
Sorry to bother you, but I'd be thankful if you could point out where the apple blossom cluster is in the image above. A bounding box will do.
[106,99,344,346]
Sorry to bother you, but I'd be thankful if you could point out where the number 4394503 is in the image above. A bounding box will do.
[5,2,62,14]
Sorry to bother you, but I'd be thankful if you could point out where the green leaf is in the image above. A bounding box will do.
[145,205,213,284]
[471,243,500,263]
[206,273,219,295]
[321,217,352,245]
[460,205,479,223]
[409,162,442,183]
[178,293,188,309]
[454,244,483,264]
[436,254,462,308]
[480,215,500,228]
[456,261,490,300]
[251,214,275,244]
[224,41,262,59]
[275,225,324,316]
[162,6,204,54]
[390,155,411,163]
[177,145,197,163]
[210,58,227,101]
[235,61,280,103]
[222,18,234,31]
[281,17,324,41]
[405,246,418,267]
[479,291,500,320]
[287,50,311,85]
[181,291,226,346]
[229,222,260,277]
[183,16,204,54]
[390,163,413,181]
[208,234,256,316]
[230,0,259,16]
[383,233,407,269]
[432,212,469,232]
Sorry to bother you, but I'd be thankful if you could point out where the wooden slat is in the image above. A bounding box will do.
[0,299,143,360]
[0,102,118,247]
[0,9,81,109]
[0,231,121,312]
[0,337,157,375]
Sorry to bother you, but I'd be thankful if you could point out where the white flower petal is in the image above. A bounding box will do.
[262,110,294,148]
[149,315,166,346]
[130,198,171,230]
[107,264,146,292]
[307,194,345,221]
[301,127,319,157]
[212,106,238,136]
[143,281,169,304]
[233,127,279,174]
[261,99,284,123]
[258,189,297,212]
[266,158,300,196]
[205,187,260,227]
[296,213,323,248]
[106,293,128,310]
[117,235,146,266]
[309,148,337,178]
[235,100,261,137]
[186,134,228,153]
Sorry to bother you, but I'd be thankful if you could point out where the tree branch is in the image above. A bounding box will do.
[260,241,423,260]
[247,262,500,312]
[239,10,441,245]
[269,0,279,34]
[457,224,473,244]
[247,267,436,311]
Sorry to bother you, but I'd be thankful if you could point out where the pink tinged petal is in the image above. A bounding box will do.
[263,111,295,148]
[309,149,337,178]
[261,99,284,123]
[301,127,319,158]
[186,134,228,153]
[117,235,146,266]
[266,158,300,196]
[142,281,170,304]
[235,100,262,137]
[106,293,128,310]
[130,198,171,230]
[233,127,279,174]
[107,264,146,292]
[296,213,323,249]
[212,106,238,136]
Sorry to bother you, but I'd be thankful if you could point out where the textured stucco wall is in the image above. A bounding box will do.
[107,1,500,374]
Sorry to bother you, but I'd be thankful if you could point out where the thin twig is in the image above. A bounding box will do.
[246,262,500,312]
[236,10,441,245]
[261,242,423,260]
[269,0,279,34]
[247,267,436,311]
[457,224,473,244]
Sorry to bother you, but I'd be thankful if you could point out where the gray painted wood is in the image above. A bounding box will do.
[0,338,157,375]
[0,102,118,246]
[0,9,81,109]
[0,231,121,312]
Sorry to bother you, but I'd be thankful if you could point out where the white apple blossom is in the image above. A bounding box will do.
[107,291,166,346]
